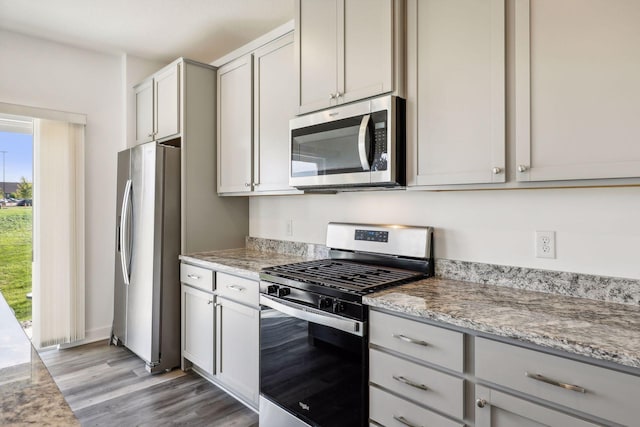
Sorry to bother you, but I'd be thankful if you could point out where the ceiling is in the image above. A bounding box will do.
[0,0,294,63]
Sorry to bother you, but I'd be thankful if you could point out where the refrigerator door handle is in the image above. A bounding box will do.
[120,179,133,285]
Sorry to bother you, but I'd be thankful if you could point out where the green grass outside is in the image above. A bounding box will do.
[0,207,32,321]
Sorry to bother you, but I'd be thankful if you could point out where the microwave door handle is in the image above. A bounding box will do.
[358,114,371,171]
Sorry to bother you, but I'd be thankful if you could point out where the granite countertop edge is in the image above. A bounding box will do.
[181,248,640,371]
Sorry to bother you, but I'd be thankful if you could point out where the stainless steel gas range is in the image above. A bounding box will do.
[258,223,433,427]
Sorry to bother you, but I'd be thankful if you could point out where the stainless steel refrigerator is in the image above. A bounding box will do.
[111,141,181,373]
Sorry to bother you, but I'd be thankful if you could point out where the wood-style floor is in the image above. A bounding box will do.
[39,340,258,426]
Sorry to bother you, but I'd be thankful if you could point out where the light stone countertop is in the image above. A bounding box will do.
[0,293,79,426]
[364,277,640,369]
[180,248,316,280]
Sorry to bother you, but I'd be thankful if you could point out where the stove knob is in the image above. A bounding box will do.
[333,301,345,314]
[277,287,291,298]
[318,297,333,309]
[266,285,278,295]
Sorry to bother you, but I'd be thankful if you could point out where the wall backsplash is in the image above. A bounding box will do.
[249,186,640,280]
[246,236,640,306]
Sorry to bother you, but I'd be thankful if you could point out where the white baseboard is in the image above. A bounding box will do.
[59,325,111,349]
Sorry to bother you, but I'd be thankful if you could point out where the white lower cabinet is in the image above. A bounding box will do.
[216,295,259,407]
[369,386,464,427]
[181,284,215,375]
[369,310,465,426]
[370,309,640,427]
[180,263,259,409]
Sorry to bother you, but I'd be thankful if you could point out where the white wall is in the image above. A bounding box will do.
[0,30,160,342]
[250,186,640,280]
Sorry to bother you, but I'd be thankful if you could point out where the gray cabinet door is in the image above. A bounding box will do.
[154,62,180,141]
[217,54,253,193]
[135,79,154,144]
[296,0,339,114]
[341,0,394,104]
[181,284,214,375]
[406,0,505,186]
[216,296,259,407]
[475,385,600,427]
[514,0,640,181]
[253,33,298,193]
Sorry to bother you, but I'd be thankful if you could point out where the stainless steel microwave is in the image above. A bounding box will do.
[289,95,405,190]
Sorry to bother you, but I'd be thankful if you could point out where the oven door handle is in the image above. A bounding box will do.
[260,294,364,337]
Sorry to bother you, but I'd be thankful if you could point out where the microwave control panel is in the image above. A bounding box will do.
[371,111,388,171]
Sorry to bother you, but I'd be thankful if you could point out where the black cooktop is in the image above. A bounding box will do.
[261,259,425,295]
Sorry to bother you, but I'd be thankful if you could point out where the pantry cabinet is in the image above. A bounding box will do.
[406,0,505,187]
[514,0,640,182]
[133,58,248,254]
[216,29,300,196]
[295,0,403,115]
[134,62,180,144]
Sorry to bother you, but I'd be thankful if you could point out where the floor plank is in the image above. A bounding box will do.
[39,341,258,426]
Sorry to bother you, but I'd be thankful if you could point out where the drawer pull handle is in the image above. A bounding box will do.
[392,375,428,391]
[525,372,586,393]
[476,398,487,408]
[187,274,201,280]
[392,415,422,427]
[393,334,429,347]
[227,285,245,292]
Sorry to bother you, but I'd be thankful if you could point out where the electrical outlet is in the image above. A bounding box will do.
[286,219,293,237]
[535,231,556,259]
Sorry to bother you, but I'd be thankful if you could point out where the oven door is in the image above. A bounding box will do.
[259,294,367,427]
[289,96,397,189]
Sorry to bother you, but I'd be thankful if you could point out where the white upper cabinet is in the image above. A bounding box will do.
[515,0,640,182]
[253,33,299,193]
[154,64,180,141]
[134,79,154,144]
[296,0,402,115]
[406,0,505,186]
[216,26,301,196]
[217,55,254,194]
[134,62,181,144]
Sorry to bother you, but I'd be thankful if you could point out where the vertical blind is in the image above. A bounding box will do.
[32,119,85,348]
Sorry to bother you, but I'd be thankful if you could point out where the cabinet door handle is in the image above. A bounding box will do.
[148,133,154,138]
[392,375,428,391]
[392,415,422,427]
[525,372,586,393]
[329,93,336,100]
[245,182,251,187]
[476,398,487,408]
[187,274,200,280]
[517,164,529,172]
[227,284,245,292]
[393,334,429,347]
[492,167,502,174]
[207,299,214,305]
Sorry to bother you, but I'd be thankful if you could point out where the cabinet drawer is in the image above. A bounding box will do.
[475,337,640,427]
[180,263,214,292]
[369,386,463,427]
[369,310,464,372]
[216,272,259,307]
[370,349,463,419]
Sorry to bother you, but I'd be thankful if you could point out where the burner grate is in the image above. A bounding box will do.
[263,259,423,294]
